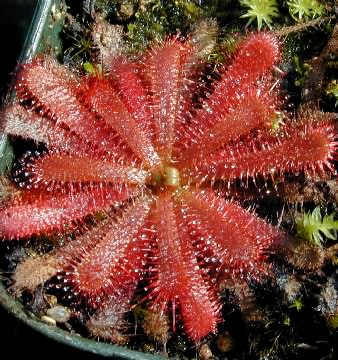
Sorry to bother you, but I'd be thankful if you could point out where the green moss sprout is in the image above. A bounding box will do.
[326,80,338,107]
[289,298,304,311]
[328,314,338,329]
[83,61,95,74]
[292,55,312,87]
[295,207,338,247]
[126,0,204,52]
[239,0,279,30]
[286,0,325,22]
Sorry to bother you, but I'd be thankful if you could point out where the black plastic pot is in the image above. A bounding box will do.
[0,1,161,358]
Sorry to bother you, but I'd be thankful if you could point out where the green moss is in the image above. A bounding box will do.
[328,314,338,329]
[83,61,95,74]
[326,80,338,107]
[126,0,205,52]
[286,0,325,22]
[292,55,311,87]
[239,0,279,30]
[289,298,304,311]
[269,111,285,133]
[282,314,291,326]
[295,207,338,247]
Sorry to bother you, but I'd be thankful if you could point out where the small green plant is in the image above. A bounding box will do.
[295,207,338,246]
[289,298,304,311]
[83,61,95,74]
[239,0,279,30]
[286,0,325,22]
[328,313,338,329]
[326,80,338,107]
[292,55,311,87]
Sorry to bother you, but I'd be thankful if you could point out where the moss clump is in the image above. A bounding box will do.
[326,80,338,107]
[287,0,325,22]
[295,207,338,247]
[239,0,279,30]
[126,0,204,51]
